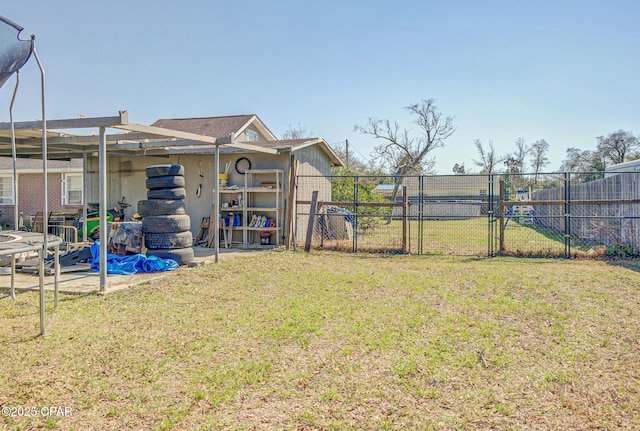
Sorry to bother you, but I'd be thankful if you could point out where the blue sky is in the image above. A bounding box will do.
[1,1,639,173]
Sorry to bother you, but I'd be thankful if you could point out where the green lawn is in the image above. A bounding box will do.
[1,251,639,430]
[312,217,490,254]
[315,217,592,257]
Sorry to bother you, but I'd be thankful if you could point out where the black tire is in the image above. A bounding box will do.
[145,231,193,249]
[147,187,187,200]
[146,247,194,265]
[146,164,185,178]
[146,175,185,190]
[137,199,186,217]
[142,215,191,233]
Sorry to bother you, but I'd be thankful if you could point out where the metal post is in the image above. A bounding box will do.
[32,38,48,253]
[419,176,424,255]
[32,36,48,336]
[214,144,220,263]
[567,173,572,258]
[10,253,16,300]
[54,246,59,308]
[499,179,505,253]
[82,152,88,242]
[38,247,45,336]
[99,126,107,291]
[488,174,494,256]
[564,172,571,258]
[9,72,19,229]
[402,185,408,253]
[353,176,358,252]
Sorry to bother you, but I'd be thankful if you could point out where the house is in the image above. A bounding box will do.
[375,175,490,201]
[0,157,83,228]
[82,114,343,245]
[605,159,640,177]
[375,175,489,219]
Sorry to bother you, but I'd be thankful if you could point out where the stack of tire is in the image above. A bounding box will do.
[138,164,194,265]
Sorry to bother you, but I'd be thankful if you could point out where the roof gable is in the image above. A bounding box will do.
[151,115,276,141]
[149,115,341,165]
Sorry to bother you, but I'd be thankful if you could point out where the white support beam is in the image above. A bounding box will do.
[111,122,218,144]
[99,127,107,291]
[0,111,128,131]
[112,123,279,154]
[214,144,220,263]
[225,142,279,154]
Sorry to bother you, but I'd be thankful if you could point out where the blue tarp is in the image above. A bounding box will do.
[88,241,179,275]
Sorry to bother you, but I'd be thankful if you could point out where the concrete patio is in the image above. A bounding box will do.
[0,246,261,296]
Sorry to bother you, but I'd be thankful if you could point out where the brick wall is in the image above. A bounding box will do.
[0,173,82,229]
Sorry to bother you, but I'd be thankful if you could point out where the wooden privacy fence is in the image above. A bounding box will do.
[530,172,640,253]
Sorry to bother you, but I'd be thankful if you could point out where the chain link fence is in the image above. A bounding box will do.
[295,172,640,258]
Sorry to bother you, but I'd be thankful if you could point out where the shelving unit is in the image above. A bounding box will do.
[218,169,283,248]
[244,169,283,247]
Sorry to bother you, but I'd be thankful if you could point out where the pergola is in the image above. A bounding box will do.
[0,111,277,292]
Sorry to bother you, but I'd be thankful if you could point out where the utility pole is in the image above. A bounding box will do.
[345,139,349,168]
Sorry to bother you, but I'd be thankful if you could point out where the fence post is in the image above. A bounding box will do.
[564,173,571,258]
[304,191,319,253]
[419,175,424,255]
[488,174,494,257]
[353,176,358,252]
[402,185,408,253]
[285,156,297,250]
[499,178,505,253]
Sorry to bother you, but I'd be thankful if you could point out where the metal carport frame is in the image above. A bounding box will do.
[0,110,279,291]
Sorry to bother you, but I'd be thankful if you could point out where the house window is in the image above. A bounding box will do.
[62,173,83,205]
[245,130,259,142]
[0,176,14,204]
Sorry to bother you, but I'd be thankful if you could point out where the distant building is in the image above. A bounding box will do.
[605,159,640,176]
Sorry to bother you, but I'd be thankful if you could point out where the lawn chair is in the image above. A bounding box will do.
[30,212,51,233]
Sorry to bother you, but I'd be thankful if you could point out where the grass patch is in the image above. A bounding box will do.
[1,251,639,429]
[312,217,592,257]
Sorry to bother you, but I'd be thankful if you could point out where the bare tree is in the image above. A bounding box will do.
[502,137,531,190]
[596,130,639,166]
[513,137,529,173]
[530,139,550,184]
[281,123,311,140]
[473,139,504,174]
[355,98,455,209]
[452,163,467,175]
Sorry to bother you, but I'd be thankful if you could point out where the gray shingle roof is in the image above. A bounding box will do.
[152,115,255,139]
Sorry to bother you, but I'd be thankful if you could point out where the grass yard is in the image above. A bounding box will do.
[1,251,639,430]
[316,217,592,257]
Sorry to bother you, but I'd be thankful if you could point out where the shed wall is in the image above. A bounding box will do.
[292,145,334,243]
[87,152,291,238]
